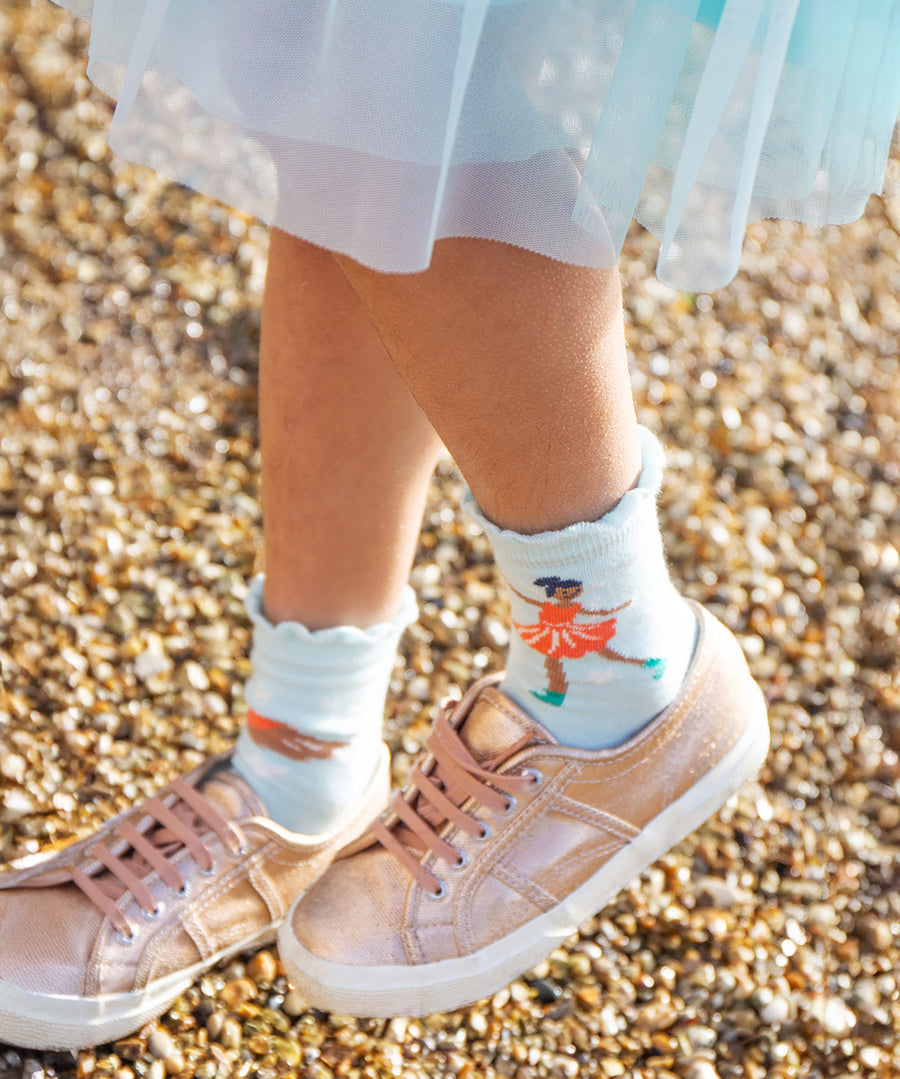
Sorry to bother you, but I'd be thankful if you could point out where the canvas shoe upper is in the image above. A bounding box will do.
[0,750,388,1049]
[279,603,769,1016]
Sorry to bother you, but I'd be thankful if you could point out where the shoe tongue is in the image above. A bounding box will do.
[199,769,269,820]
[401,685,552,841]
[455,686,554,767]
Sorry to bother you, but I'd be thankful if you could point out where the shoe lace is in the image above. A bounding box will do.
[69,776,246,941]
[371,700,537,897]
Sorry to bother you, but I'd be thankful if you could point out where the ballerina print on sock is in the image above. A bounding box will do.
[511,577,665,707]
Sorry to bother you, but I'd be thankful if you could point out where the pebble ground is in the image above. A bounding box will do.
[1,3,898,1078]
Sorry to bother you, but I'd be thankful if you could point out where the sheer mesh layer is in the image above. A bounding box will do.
[52,0,900,289]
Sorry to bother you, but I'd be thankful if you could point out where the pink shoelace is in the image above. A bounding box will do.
[371,700,539,897]
[70,777,246,941]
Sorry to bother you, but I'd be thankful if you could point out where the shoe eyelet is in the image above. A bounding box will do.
[198,861,217,877]
[228,829,249,857]
[426,880,448,900]
[142,901,166,921]
[474,821,493,842]
[449,849,469,871]
[116,928,136,946]
[522,768,544,788]
[169,882,190,899]
[501,795,517,815]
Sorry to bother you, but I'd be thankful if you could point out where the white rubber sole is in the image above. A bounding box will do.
[280,689,769,1017]
[0,925,278,1050]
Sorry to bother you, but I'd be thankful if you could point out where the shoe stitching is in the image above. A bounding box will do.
[248,858,289,922]
[454,761,579,953]
[556,663,723,786]
[397,751,563,963]
[551,794,639,842]
[372,705,537,898]
[98,842,256,992]
[537,838,624,892]
[137,917,206,988]
[181,911,213,962]
[490,860,558,914]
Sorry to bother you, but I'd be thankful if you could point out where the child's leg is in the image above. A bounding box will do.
[281,238,767,1014]
[0,234,446,1049]
[337,239,640,534]
[335,239,696,746]
[231,230,443,832]
[260,230,442,630]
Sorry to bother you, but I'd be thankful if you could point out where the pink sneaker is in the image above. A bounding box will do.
[279,604,769,1016]
[0,751,388,1049]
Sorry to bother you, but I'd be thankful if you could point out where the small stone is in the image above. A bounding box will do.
[533,978,562,1003]
[246,1034,270,1055]
[162,1054,184,1076]
[575,985,601,1008]
[220,977,258,1009]
[2,789,35,821]
[685,1026,717,1050]
[634,1002,677,1031]
[598,1005,619,1036]
[858,1047,882,1069]
[857,914,892,953]
[599,1059,625,1077]
[546,999,575,1020]
[408,676,431,701]
[272,1039,301,1067]
[282,989,307,1017]
[0,753,26,784]
[685,1062,721,1079]
[695,876,753,907]
[759,996,791,1025]
[468,1012,488,1037]
[147,1028,176,1061]
[179,660,210,691]
[134,635,172,681]
[219,1018,242,1051]
[386,1017,408,1041]
[246,950,278,986]
[818,996,857,1038]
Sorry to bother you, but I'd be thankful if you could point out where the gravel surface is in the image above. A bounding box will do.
[1,3,899,1078]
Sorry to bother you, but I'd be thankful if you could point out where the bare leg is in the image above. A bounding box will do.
[335,238,640,534]
[261,230,443,629]
[330,237,688,750]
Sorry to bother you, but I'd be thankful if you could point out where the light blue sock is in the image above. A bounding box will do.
[463,427,697,749]
[230,576,416,834]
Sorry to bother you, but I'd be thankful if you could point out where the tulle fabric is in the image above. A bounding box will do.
[53,0,900,289]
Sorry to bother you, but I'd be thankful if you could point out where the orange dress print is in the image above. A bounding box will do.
[512,577,664,707]
[516,601,617,659]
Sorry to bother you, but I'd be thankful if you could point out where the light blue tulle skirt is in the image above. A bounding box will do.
[55,0,900,289]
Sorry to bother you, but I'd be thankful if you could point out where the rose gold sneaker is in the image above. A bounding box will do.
[0,750,389,1049]
[279,604,769,1016]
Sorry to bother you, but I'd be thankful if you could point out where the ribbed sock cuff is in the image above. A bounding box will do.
[243,576,418,739]
[461,426,666,573]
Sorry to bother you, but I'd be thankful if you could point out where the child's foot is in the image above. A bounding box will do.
[0,749,389,1049]
[229,575,416,834]
[278,603,769,1016]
